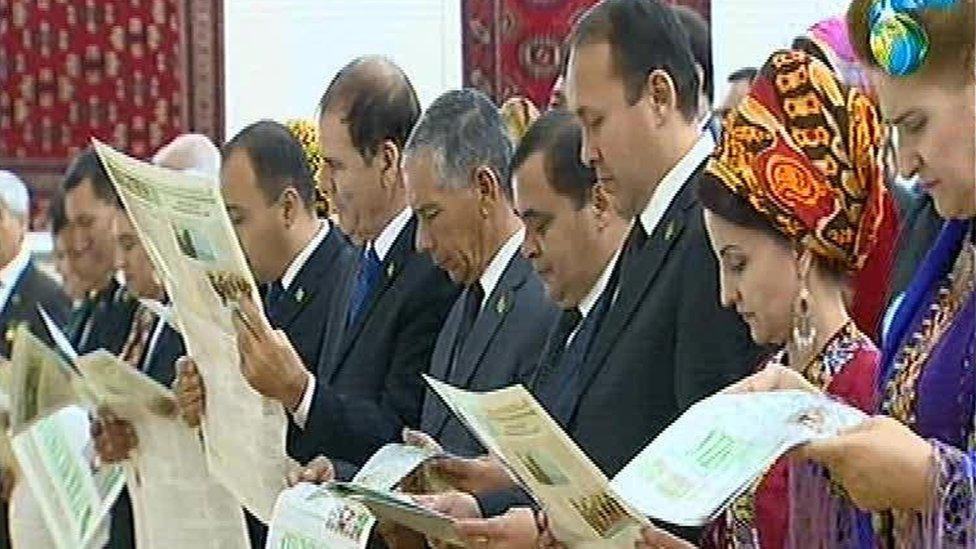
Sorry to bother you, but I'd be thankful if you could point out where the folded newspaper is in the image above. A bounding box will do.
[7,327,125,549]
[424,376,866,546]
[266,443,460,549]
[94,139,293,521]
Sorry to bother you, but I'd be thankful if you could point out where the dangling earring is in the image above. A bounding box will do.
[792,273,817,360]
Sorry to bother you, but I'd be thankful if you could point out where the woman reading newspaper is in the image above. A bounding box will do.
[641,0,976,547]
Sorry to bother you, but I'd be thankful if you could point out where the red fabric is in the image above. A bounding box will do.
[753,345,880,548]
[462,0,709,106]
[850,191,899,343]
[0,1,187,160]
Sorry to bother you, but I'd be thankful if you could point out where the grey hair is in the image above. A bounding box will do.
[0,171,29,220]
[404,89,513,196]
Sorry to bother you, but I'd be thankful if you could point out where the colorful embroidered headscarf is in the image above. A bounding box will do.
[704,50,886,272]
[798,16,875,97]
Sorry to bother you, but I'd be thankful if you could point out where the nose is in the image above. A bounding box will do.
[416,221,433,254]
[580,129,600,168]
[897,148,922,180]
[520,234,540,260]
[718,271,739,310]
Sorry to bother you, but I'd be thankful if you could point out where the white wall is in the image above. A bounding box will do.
[223,0,462,138]
[712,0,853,104]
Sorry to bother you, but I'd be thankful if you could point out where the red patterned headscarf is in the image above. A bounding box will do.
[705,50,887,273]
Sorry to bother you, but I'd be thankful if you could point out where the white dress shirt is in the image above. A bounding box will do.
[0,242,30,316]
[637,130,714,237]
[476,228,525,309]
[281,220,331,291]
[567,246,623,346]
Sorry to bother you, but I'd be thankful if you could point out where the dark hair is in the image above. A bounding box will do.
[728,67,758,84]
[511,109,597,209]
[697,175,848,276]
[405,89,514,197]
[317,56,421,163]
[570,0,700,121]
[671,5,712,104]
[49,192,68,236]
[222,120,317,210]
[62,146,117,204]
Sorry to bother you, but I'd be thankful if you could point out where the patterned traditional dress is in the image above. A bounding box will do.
[705,323,880,548]
[879,219,976,548]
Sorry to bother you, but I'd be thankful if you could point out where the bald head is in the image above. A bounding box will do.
[317,56,420,163]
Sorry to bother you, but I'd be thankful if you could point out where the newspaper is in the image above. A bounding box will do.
[610,390,866,526]
[94,140,293,521]
[7,324,127,548]
[424,376,647,548]
[424,378,868,545]
[76,351,250,548]
[8,325,81,433]
[266,444,439,549]
[10,405,122,549]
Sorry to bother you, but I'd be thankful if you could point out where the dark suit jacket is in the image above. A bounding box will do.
[270,225,355,372]
[478,163,761,542]
[420,253,558,457]
[296,216,459,466]
[1,259,70,358]
[67,277,137,355]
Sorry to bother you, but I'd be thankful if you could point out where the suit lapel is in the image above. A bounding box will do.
[572,174,699,414]
[271,229,342,330]
[429,255,528,437]
[419,297,464,434]
[332,216,417,377]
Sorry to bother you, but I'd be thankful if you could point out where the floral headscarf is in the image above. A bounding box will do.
[704,50,887,272]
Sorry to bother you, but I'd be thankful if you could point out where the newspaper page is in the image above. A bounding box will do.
[610,390,866,526]
[8,325,81,433]
[266,444,439,549]
[76,351,250,548]
[94,140,292,521]
[10,405,122,549]
[424,376,647,548]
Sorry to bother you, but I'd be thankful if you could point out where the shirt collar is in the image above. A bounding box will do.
[0,243,30,290]
[281,220,330,290]
[638,130,714,236]
[372,207,412,262]
[477,228,525,309]
[577,245,622,319]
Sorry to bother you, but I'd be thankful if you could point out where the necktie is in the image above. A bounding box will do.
[120,305,155,368]
[449,282,484,378]
[266,280,285,309]
[346,244,383,329]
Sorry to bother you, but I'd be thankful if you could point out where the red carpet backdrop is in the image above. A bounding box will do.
[0,0,222,225]
[462,0,710,107]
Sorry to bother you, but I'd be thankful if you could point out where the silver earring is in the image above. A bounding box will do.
[792,284,816,357]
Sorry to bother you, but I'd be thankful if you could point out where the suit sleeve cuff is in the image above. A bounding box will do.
[291,372,316,429]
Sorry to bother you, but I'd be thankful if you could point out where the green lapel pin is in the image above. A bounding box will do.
[664,219,676,241]
[387,263,396,279]
[295,287,306,303]
[496,292,509,315]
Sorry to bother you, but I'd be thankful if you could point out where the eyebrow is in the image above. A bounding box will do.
[885,109,917,126]
[719,245,741,257]
[519,209,551,222]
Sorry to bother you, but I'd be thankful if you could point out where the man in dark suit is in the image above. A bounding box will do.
[412,2,761,544]
[62,148,137,356]
[401,89,558,457]
[225,57,458,476]
[0,171,70,359]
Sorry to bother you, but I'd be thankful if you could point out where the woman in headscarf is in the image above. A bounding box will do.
[632,48,887,548]
[640,1,975,547]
